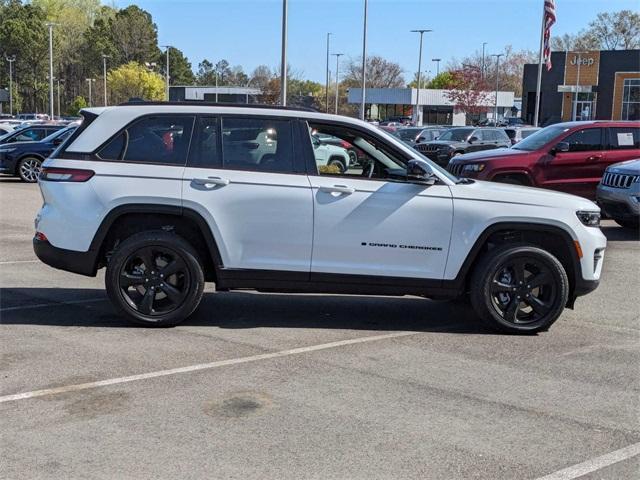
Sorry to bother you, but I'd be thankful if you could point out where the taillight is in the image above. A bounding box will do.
[40,167,94,182]
[340,140,352,149]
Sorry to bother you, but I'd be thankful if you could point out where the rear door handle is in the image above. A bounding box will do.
[319,185,355,194]
[193,176,230,187]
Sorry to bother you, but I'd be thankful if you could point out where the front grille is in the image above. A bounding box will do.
[414,144,439,153]
[601,171,638,189]
[448,163,464,176]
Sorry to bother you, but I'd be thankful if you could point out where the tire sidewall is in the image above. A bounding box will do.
[18,157,42,183]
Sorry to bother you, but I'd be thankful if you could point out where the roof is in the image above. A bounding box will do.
[548,120,640,128]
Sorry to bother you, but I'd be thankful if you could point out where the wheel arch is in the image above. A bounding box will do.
[489,170,534,185]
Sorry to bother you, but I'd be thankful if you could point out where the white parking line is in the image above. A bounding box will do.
[0,331,419,404]
[534,442,640,480]
[0,260,39,265]
[0,298,105,312]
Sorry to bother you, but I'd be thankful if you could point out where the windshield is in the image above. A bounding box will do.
[394,128,422,141]
[512,125,570,151]
[437,128,473,142]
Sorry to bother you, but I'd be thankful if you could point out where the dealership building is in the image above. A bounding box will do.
[522,49,640,125]
[347,88,515,125]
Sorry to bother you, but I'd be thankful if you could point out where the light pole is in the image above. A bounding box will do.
[280,0,288,106]
[85,78,95,107]
[360,0,368,120]
[332,53,344,115]
[572,51,588,121]
[481,42,487,80]
[102,54,110,106]
[491,53,504,124]
[56,77,64,117]
[432,58,441,76]
[410,29,432,126]
[45,22,57,120]
[5,55,15,116]
[325,32,332,113]
[161,45,171,101]
[245,78,254,104]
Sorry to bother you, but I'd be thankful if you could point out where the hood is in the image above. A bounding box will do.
[606,158,640,173]
[451,147,528,163]
[452,179,598,211]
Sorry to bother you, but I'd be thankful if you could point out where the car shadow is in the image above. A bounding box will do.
[600,225,639,242]
[0,287,491,334]
[0,175,22,183]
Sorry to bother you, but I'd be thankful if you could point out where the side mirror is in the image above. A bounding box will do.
[468,136,479,144]
[52,137,64,146]
[406,159,436,185]
[417,135,426,143]
[553,142,570,154]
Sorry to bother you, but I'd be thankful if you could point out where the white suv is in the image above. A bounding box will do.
[34,103,606,333]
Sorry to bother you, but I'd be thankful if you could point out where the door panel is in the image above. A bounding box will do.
[310,176,453,279]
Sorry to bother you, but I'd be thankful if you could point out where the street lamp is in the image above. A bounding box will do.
[161,45,172,101]
[432,58,441,76]
[360,0,368,120]
[56,77,64,117]
[325,32,332,113]
[85,78,95,107]
[332,53,344,115]
[102,54,110,106]
[45,22,58,120]
[280,0,288,106]
[490,53,504,125]
[5,55,15,116]
[410,29,432,126]
[481,42,487,80]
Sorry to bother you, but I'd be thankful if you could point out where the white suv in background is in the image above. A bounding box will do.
[34,103,606,334]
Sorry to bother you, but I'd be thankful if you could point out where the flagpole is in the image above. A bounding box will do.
[533,3,546,127]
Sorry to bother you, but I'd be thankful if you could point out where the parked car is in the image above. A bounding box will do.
[504,127,541,145]
[596,159,640,230]
[0,123,15,135]
[414,127,511,167]
[501,117,527,127]
[382,116,413,125]
[16,113,49,121]
[310,134,352,173]
[0,126,76,182]
[0,124,64,145]
[315,133,363,167]
[33,103,605,334]
[447,121,640,200]
[392,127,445,146]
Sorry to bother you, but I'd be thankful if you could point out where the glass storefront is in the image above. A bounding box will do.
[572,92,595,121]
[422,106,453,125]
[622,78,640,120]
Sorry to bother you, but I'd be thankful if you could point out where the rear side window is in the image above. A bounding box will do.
[188,117,220,168]
[221,117,294,173]
[563,128,603,152]
[609,127,640,150]
[15,128,47,142]
[99,115,195,165]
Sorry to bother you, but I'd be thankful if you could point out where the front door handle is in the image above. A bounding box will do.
[193,176,230,187]
[587,155,602,162]
[320,185,355,194]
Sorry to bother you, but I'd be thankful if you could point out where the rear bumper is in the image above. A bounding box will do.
[33,237,97,277]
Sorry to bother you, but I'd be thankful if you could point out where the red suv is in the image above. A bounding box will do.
[447,121,640,200]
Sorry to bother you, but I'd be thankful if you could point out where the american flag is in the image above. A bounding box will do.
[543,0,557,70]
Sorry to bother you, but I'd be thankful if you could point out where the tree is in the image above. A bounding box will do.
[214,59,231,85]
[342,55,405,88]
[110,6,161,65]
[162,47,194,85]
[587,10,640,50]
[196,59,216,85]
[445,67,492,124]
[107,61,165,104]
[67,95,87,116]
[427,71,456,89]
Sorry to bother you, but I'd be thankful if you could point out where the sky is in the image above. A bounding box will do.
[114,0,638,83]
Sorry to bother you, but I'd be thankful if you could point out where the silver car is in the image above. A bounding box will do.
[596,158,640,230]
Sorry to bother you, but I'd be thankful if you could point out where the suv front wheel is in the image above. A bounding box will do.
[105,231,205,327]
[470,245,569,334]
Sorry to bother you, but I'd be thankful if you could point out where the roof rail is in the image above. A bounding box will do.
[117,100,319,113]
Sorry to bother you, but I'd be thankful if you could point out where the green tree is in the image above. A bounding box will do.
[107,61,165,104]
[427,71,456,89]
[67,94,87,116]
[196,59,216,85]
[162,47,194,85]
[110,6,161,65]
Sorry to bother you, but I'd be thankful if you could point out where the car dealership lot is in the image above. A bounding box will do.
[1,177,639,479]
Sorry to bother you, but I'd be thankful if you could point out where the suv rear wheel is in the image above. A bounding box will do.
[470,244,569,334]
[105,231,205,327]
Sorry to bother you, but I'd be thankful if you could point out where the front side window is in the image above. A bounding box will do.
[562,128,603,152]
[99,115,195,165]
[221,117,294,173]
[622,79,640,120]
[609,127,640,150]
[15,128,47,142]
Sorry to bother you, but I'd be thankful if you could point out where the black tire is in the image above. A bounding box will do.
[613,217,639,230]
[348,150,358,166]
[328,157,347,173]
[470,244,569,334]
[105,231,205,327]
[17,157,42,183]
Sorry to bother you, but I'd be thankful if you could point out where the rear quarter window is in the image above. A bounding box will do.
[608,127,640,150]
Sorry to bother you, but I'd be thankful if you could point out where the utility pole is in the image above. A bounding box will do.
[332,53,344,115]
[5,55,15,116]
[491,53,504,124]
[161,45,171,101]
[280,0,288,106]
[360,0,368,120]
[45,22,56,120]
[432,58,441,76]
[86,78,95,107]
[410,29,432,126]
[481,42,487,80]
[56,78,64,117]
[102,54,110,106]
[325,32,332,113]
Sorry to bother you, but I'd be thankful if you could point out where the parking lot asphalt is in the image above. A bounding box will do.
[1,176,639,480]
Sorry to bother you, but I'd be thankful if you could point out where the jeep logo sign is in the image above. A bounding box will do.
[570,56,595,66]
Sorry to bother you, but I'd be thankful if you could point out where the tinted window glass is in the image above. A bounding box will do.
[473,130,486,141]
[99,115,194,165]
[15,128,47,142]
[189,117,220,168]
[609,127,640,150]
[221,117,294,173]
[504,129,516,139]
[563,128,603,152]
[437,128,473,142]
[512,125,570,151]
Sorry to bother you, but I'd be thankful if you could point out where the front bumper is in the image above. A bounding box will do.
[0,154,17,174]
[596,184,640,219]
[33,237,98,277]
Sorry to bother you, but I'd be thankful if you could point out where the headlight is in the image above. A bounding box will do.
[0,147,17,153]
[462,163,485,172]
[576,211,601,227]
